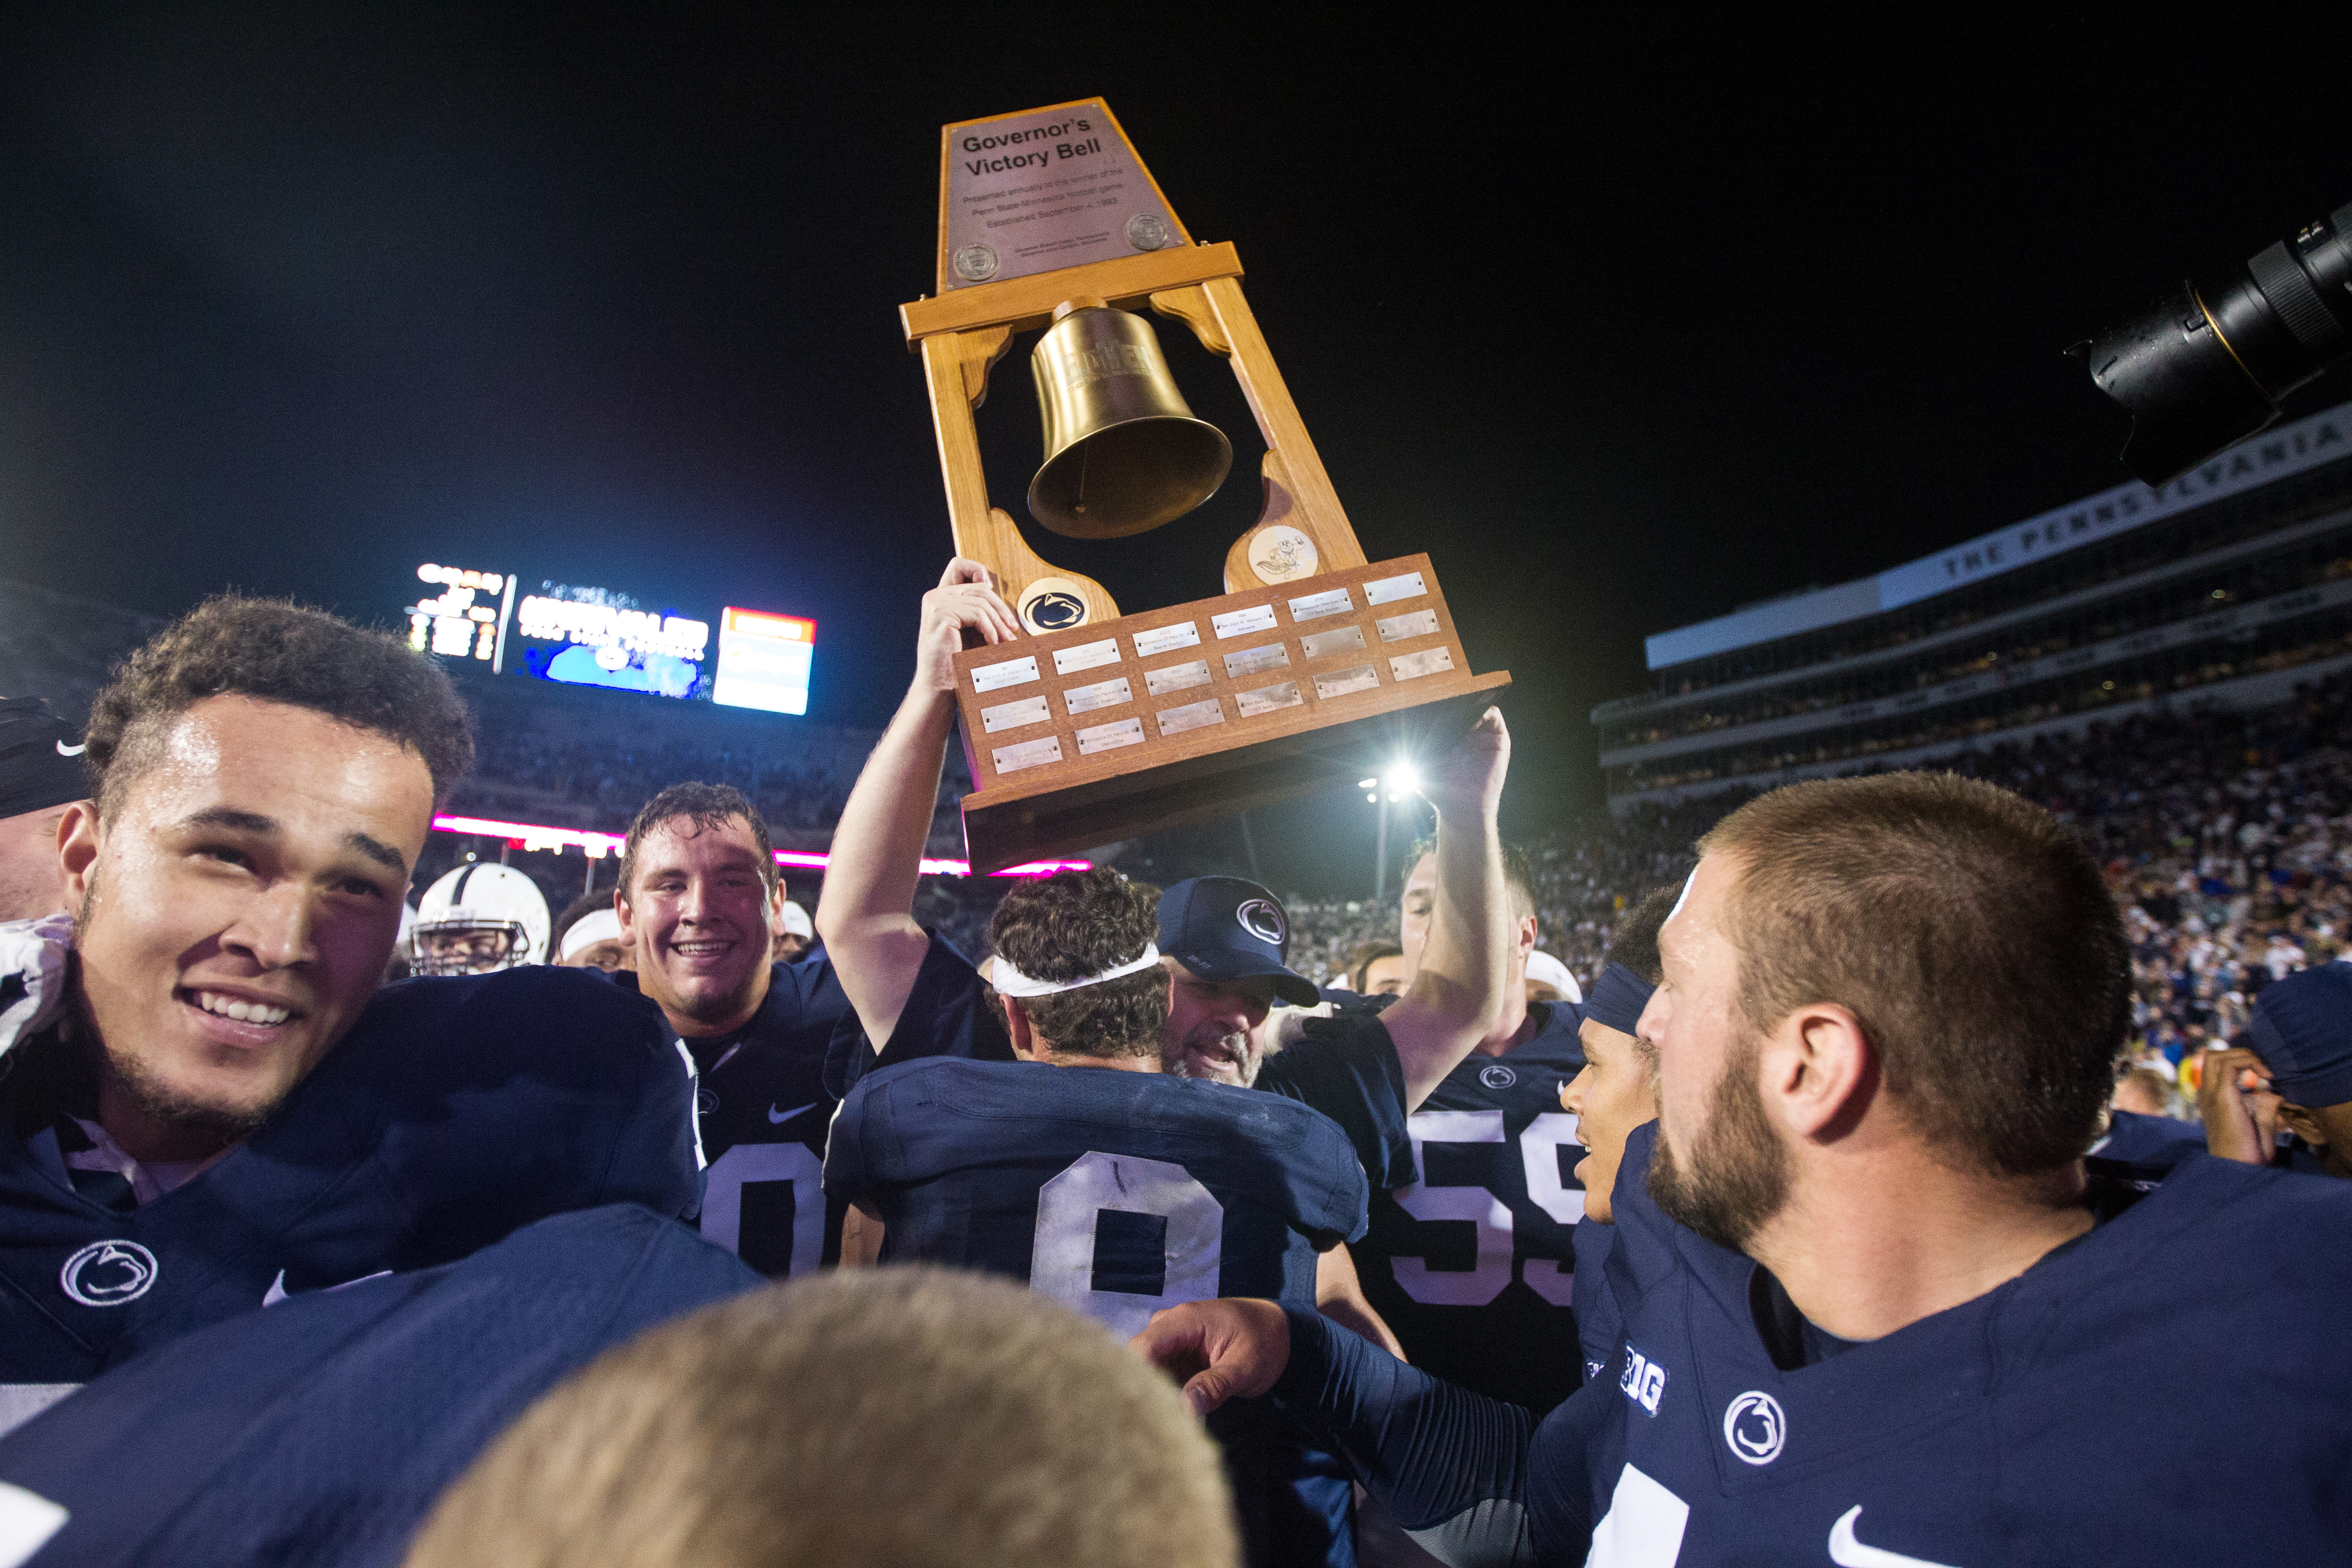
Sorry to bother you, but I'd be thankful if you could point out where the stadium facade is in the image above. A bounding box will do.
[1593,400,2352,809]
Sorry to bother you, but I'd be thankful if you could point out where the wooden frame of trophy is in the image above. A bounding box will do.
[906,98,1508,874]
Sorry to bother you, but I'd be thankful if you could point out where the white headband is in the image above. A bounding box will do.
[989,944,1162,999]
[558,908,624,962]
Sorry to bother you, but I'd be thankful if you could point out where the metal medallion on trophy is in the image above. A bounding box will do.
[903,98,1510,872]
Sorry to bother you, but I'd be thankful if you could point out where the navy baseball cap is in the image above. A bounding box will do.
[0,698,89,819]
[2249,964,2352,1109]
[1156,876,1321,1007]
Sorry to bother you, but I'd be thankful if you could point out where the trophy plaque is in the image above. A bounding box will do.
[905,98,1510,873]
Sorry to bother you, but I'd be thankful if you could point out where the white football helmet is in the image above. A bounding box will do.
[412,863,551,976]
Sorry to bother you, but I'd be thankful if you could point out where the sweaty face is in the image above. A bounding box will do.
[1161,961,1276,1086]
[1638,854,1792,1251]
[0,804,75,923]
[1360,953,1410,996]
[1562,1017,1657,1224]
[619,815,778,1033]
[67,697,430,1158]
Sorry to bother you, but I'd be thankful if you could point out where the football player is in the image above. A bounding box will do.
[410,862,550,974]
[610,782,853,1280]
[0,1205,760,1565]
[1140,772,2352,1565]
[824,864,1367,1568]
[0,599,700,1407]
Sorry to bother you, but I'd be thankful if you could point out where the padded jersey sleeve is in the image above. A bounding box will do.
[818,1074,877,1208]
[821,931,1014,1101]
[1254,1012,1416,1191]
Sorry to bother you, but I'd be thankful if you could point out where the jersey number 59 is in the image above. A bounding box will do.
[1391,1110,1583,1306]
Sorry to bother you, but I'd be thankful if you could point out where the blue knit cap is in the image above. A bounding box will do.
[2248,964,2352,1108]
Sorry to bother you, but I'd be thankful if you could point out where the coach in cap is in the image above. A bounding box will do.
[2201,963,2352,1178]
[0,698,91,923]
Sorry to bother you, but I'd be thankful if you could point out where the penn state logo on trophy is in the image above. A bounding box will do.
[60,1239,159,1306]
[904,98,1509,872]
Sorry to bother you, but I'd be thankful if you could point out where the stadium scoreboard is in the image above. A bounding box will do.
[404,563,814,713]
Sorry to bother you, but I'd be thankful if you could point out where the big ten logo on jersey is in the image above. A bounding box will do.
[701,1142,825,1278]
[1029,1152,1223,1338]
[1619,1345,1668,1416]
[1389,1109,1583,1305]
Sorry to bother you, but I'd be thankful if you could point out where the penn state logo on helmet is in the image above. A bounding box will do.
[1234,898,1286,947]
[1723,1390,1787,1465]
[61,1239,159,1307]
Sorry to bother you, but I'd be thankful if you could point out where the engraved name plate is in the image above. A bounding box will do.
[1235,680,1305,717]
[1363,571,1428,606]
[1286,587,1353,623]
[1211,603,1278,639]
[1052,637,1121,676]
[981,695,1051,733]
[991,735,1064,773]
[1075,717,1146,755]
[1222,643,1290,679]
[1389,647,1457,681]
[1063,675,1134,715]
[1299,625,1368,660]
[1132,621,1202,659]
[1314,664,1381,699]
[1145,659,1213,697]
[971,654,1041,693]
[1375,608,1441,642]
[1156,698,1226,735]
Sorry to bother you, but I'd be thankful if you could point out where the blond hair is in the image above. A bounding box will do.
[404,1266,1238,1568]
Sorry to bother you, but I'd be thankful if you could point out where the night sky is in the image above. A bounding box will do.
[4,10,2349,887]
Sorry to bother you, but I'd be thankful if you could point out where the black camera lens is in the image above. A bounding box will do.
[2076,200,2352,486]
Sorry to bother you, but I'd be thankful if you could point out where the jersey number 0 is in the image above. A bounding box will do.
[1030,1152,1225,1338]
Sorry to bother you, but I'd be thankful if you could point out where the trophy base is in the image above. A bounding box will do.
[950,554,1508,875]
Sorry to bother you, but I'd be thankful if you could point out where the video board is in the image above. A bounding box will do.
[403,563,812,710]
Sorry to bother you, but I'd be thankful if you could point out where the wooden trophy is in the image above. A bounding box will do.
[904,98,1509,873]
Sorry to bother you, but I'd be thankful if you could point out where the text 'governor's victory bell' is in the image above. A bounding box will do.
[901,97,1509,874]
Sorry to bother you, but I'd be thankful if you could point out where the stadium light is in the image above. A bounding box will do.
[428,814,1087,879]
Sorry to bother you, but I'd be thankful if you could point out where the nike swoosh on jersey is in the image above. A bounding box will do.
[1829,1506,1960,1568]
[768,1102,819,1125]
[55,740,86,757]
[263,1267,393,1307]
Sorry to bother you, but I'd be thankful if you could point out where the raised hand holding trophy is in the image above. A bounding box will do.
[903,98,1509,872]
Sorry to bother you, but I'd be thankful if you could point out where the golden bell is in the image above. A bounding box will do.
[1028,303,1233,538]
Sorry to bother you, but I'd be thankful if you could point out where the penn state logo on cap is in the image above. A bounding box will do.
[1234,898,1286,946]
[61,1239,159,1307]
[1722,1390,1786,1465]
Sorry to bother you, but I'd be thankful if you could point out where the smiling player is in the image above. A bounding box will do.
[609,782,853,1279]
[0,598,700,1404]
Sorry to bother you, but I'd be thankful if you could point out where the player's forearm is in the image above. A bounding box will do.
[815,680,956,1043]
[1316,1245,1407,1359]
[1384,796,1510,1108]
[1273,1306,1537,1566]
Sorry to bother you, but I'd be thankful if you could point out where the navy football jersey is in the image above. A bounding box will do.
[0,967,699,1386]
[2089,1106,2207,1167]
[0,1204,760,1568]
[825,1056,1368,1337]
[1353,1000,1589,1412]
[619,957,851,1278]
[1554,1121,2352,1565]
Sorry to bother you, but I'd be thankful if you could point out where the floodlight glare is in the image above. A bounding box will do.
[1383,761,1421,795]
